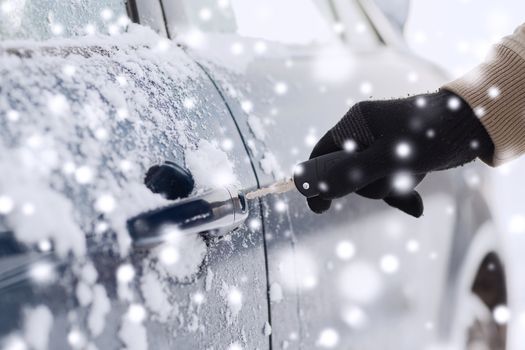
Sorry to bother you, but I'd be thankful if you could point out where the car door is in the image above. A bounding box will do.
[0,1,270,349]
[163,0,463,349]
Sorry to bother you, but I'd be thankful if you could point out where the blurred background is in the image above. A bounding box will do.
[402,2,525,349]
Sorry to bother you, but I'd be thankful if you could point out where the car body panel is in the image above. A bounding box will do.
[0,28,270,349]
[184,30,477,348]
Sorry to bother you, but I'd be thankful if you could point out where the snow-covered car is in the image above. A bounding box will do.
[0,0,507,349]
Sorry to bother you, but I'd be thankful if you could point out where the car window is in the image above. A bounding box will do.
[170,0,335,46]
[0,0,128,40]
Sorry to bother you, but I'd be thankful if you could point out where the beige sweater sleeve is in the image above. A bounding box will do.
[443,23,525,166]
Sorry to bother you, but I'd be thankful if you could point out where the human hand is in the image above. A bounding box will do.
[298,90,494,217]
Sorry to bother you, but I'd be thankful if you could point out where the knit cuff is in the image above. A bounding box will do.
[443,44,525,166]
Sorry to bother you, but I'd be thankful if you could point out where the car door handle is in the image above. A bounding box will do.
[127,187,249,248]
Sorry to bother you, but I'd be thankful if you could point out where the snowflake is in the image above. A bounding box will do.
[95,221,109,234]
[317,328,339,348]
[231,42,244,55]
[183,97,196,110]
[407,71,419,83]
[192,292,206,305]
[48,94,69,114]
[254,41,267,54]
[426,129,435,138]
[274,82,288,95]
[406,239,420,253]
[95,194,115,213]
[181,29,206,49]
[67,329,87,349]
[155,38,171,51]
[333,22,345,34]
[127,304,147,323]
[1,1,13,13]
[119,160,132,173]
[26,134,42,148]
[227,342,242,350]
[60,163,75,176]
[415,96,427,108]
[304,131,318,146]
[355,22,367,33]
[338,261,382,303]
[108,24,119,36]
[379,254,400,274]
[218,0,230,9]
[474,106,486,118]
[342,305,367,329]
[464,171,480,188]
[7,109,19,122]
[336,241,356,260]
[493,305,510,324]
[50,23,64,36]
[241,100,253,113]
[117,15,130,27]
[228,287,243,308]
[84,24,96,35]
[117,264,135,283]
[488,86,500,99]
[38,240,52,252]
[249,218,261,231]
[199,7,212,21]
[115,76,128,87]
[2,335,26,350]
[279,250,318,291]
[509,215,525,234]
[392,173,413,193]
[275,200,287,212]
[221,138,234,151]
[62,64,76,77]
[395,142,411,158]
[343,139,357,152]
[21,202,35,216]
[359,81,373,95]
[159,245,180,266]
[447,96,461,110]
[29,261,56,284]
[95,128,109,140]
[100,8,114,21]
[0,195,14,214]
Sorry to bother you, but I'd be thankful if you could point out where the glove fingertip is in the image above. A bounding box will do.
[384,191,424,218]
[307,196,332,214]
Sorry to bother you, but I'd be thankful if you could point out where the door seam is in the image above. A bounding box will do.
[192,60,274,350]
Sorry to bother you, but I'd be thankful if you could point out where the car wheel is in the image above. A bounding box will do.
[466,253,507,350]
[438,221,507,350]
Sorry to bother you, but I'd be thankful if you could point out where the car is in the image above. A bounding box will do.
[0,0,507,349]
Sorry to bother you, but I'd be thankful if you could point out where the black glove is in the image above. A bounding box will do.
[306,90,494,217]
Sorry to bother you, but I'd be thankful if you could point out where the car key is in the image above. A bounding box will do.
[245,150,349,199]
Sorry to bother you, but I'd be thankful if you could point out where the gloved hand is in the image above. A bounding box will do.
[306,90,494,217]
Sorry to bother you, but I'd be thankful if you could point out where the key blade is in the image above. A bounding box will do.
[245,178,295,200]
